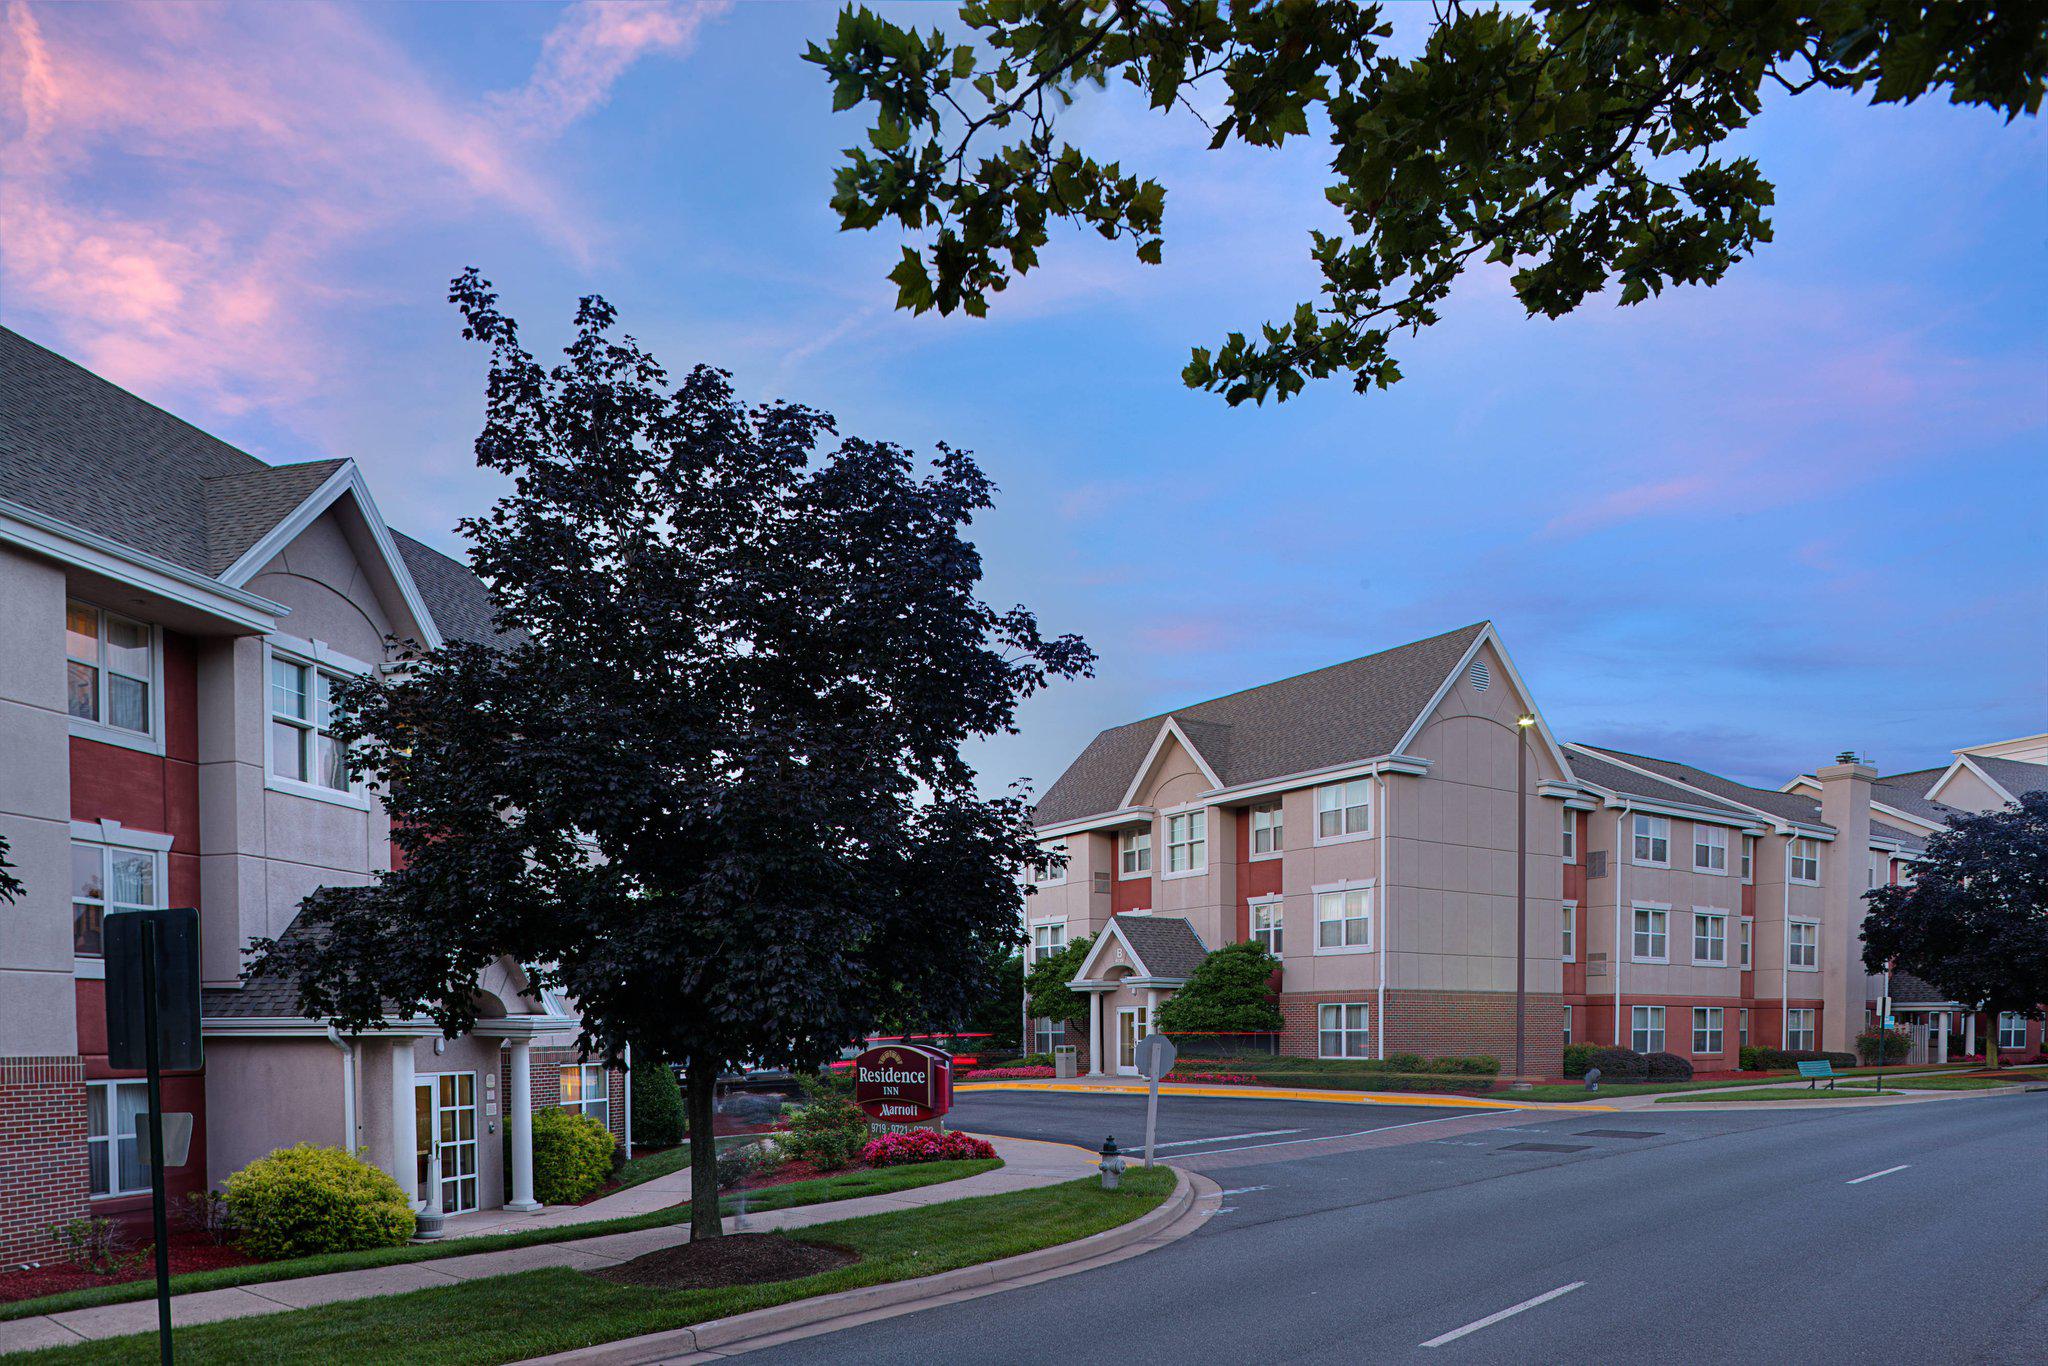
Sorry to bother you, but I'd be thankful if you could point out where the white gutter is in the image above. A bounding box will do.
[623,1044,634,1158]
[326,1028,357,1153]
[1613,801,1629,1044]
[1376,769,1389,1060]
[1782,833,1794,1043]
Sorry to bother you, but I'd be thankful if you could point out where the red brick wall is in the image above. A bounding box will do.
[1111,866,1151,916]
[1279,989,1567,1076]
[515,1048,627,1139]
[0,1058,88,1267]
[1234,812,1282,942]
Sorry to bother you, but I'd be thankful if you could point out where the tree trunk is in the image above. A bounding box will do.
[1983,1010,2000,1072]
[686,1051,721,1238]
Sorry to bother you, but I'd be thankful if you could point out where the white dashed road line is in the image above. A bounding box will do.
[1164,1114,1466,1159]
[1421,1282,1586,1348]
[1153,1129,1303,1149]
[1846,1164,1911,1185]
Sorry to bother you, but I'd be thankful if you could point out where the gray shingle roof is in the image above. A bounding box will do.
[395,531,520,649]
[1034,623,1486,827]
[1968,755,2048,801]
[1112,914,1208,980]
[1888,972,1957,1005]
[202,460,346,574]
[1572,744,1829,827]
[1871,821,1927,852]
[201,921,322,1019]
[1563,748,1756,818]
[1869,769,1968,827]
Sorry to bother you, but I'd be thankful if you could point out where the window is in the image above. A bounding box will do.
[1788,919,1818,970]
[269,655,350,791]
[1999,1013,2028,1050]
[1560,902,1577,963]
[1788,837,1820,884]
[1031,921,1067,964]
[1692,825,1728,874]
[1315,886,1372,951]
[1691,911,1727,966]
[1250,802,1284,857]
[1027,841,1066,887]
[559,1065,609,1123]
[1897,861,1917,887]
[1741,835,1755,883]
[1560,807,1577,863]
[1315,779,1371,842]
[1251,899,1284,956]
[1033,1018,1061,1055]
[72,841,159,957]
[66,602,153,737]
[1631,905,1668,963]
[1787,1008,1815,1051]
[1119,828,1151,877]
[1692,1007,1724,1056]
[87,1080,150,1198]
[1632,814,1670,867]
[1165,810,1207,875]
[1562,1004,1573,1047]
[1631,1005,1666,1054]
[1738,917,1754,970]
[1318,1003,1370,1058]
[1739,1008,1750,1048]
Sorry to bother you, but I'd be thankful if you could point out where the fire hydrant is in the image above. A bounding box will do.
[1099,1135,1126,1191]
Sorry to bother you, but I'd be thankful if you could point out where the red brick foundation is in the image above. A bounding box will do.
[1,1057,88,1267]
[1279,990,1566,1074]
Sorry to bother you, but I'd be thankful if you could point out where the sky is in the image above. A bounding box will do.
[1,1,2042,797]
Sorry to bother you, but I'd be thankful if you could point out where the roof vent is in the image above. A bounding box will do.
[1468,661,1491,692]
[1835,750,1860,764]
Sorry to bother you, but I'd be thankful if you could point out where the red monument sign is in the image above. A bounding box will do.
[851,1043,953,1123]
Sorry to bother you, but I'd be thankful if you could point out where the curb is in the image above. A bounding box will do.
[954,1080,1615,1112]
[526,1167,1211,1364]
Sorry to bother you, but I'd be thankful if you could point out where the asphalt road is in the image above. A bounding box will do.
[757,1089,2048,1364]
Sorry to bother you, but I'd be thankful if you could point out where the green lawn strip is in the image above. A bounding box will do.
[607,1131,760,1193]
[0,1158,996,1324]
[15,1168,1177,1366]
[1506,1077,1808,1102]
[1656,1087,1909,1103]
[1835,1072,2048,1092]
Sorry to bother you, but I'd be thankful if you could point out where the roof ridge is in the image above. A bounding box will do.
[201,457,347,483]
[1574,741,1786,798]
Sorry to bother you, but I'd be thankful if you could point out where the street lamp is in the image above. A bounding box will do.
[1515,713,1536,1085]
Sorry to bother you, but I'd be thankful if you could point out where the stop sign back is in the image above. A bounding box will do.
[852,1043,953,1123]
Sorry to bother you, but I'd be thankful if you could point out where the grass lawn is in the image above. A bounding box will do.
[1656,1087,1909,1103]
[1835,1071,2048,1092]
[0,1158,998,1324]
[15,1168,1176,1366]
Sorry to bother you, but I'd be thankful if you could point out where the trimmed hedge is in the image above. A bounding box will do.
[222,1144,414,1259]
[1646,1052,1694,1081]
[778,1090,872,1172]
[1739,1046,1859,1072]
[1856,1028,1912,1065]
[532,1108,615,1204]
[1585,1047,1647,1080]
[1562,1043,1597,1078]
[631,1053,685,1147]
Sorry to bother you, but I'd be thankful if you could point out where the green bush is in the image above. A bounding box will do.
[1380,1052,1427,1072]
[1742,1047,1859,1072]
[1646,1051,1694,1081]
[532,1108,615,1205]
[1856,1028,1912,1065]
[778,1085,873,1172]
[1155,940,1284,1032]
[1586,1047,1647,1080]
[1562,1043,1597,1078]
[1422,1055,1501,1076]
[223,1144,414,1259]
[631,1053,685,1147]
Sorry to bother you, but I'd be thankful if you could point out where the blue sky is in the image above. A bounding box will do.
[2,1,2042,794]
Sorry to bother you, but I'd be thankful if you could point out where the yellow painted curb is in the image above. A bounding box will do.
[954,1080,1615,1113]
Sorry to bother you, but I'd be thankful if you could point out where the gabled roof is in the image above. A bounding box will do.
[202,460,349,576]
[1868,769,1968,827]
[1073,914,1209,983]
[1034,622,1488,827]
[1962,754,2048,804]
[1570,743,1829,828]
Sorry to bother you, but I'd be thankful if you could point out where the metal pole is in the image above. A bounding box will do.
[1515,726,1528,1080]
[141,919,173,1366]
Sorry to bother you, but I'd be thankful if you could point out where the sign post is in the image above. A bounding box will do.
[1132,1034,1177,1167]
[105,907,202,1366]
[851,1043,954,1126]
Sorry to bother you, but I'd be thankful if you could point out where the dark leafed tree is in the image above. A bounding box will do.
[252,270,1092,1236]
[1863,791,2048,1069]
[0,835,22,903]
[810,1,2047,404]
[1024,933,1095,1030]
[1155,939,1284,1034]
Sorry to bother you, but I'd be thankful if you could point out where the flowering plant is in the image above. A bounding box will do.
[859,1129,999,1166]
[964,1065,1056,1079]
[1170,1071,1256,1084]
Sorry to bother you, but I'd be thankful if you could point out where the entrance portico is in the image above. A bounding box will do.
[1067,914,1207,1076]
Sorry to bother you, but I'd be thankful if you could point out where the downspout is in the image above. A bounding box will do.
[623,1043,634,1159]
[1781,831,1794,1045]
[1613,802,1629,1044]
[326,1027,356,1154]
[1376,766,1389,1060]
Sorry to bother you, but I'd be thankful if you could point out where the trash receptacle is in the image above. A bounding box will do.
[1054,1045,1079,1079]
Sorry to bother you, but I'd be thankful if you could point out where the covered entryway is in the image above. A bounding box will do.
[417,1072,480,1213]
[1115,1007,1151,1076]
[1067,913,1209,1077]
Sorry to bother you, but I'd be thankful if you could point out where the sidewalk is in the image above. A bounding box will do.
[957,1077,1616,1112]
[0,1135,1093,1356]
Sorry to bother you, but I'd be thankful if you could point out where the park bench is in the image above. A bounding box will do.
[1797,1060,1838,1090]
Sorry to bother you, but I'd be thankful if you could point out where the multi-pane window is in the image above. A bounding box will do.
[1692,911,1727,966]
[1250,803,1283,857]
[1033,1018,1061,1055]
[1560,807,1577,863]
[1119,828,1151,877]
[559,1065,609,1123]
[66,602,152,735]
[1788,920,1818,970]
[1165,811,1207,874]
[1999,1013,2028,1050]
[1027,841,1066,886]
[1693,826,1728,874]
[87,1080,150,1198]
[1031,922,1067,964]
[1562,1004,1573,1047]
[1739,1008,1750,1047]
[270,656,350,791]
[72,842,158,957]
[1560,902,1576,962]
[1631,906,1668,962]
[1741,835,1755,883]
[1315,887,1372,950]
[1788,837,1820,884]
[1787,1008,1816,1051]
[1632,814,1670,866]
[1318,1003,1370,1058]
[1739,917,1754,970]
[1692,1007,1724,1056]
[1315,779,1371,841]
[1251,900,1283,956]
[1631,1005,1666,1054]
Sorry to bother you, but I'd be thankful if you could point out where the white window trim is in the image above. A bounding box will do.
[1248,895,1284,956]
[66,605,166,756]
[1787,1007,1817,1052]
[262,638,373,811]
[1029,840,1067,887]
[1117,827,1152,881]
[1312,779,1373,847]
[1690,909,1729,967]
[87,1079,151,1199]
[1248,802,1284,862]
[1691,825,1729,876]
[1631,814,1671,869]
[1311,879,1375,956]
[559,1062,610,1123]
[1739,915,1754,971]
[1029,918,1068,965]
[1788,917,1820,972]
[70,822,172,980]
[1997,1013,2029,1049]
[1160,805,1208,881]
[1561,899,1577,963]
[1630,901,1671,965]
[1789,837,1821,886]
[1740,835,1755,885]
[1692,1006,1724,1056]
[1560,807,1577,865]
[1631,1004,1667,1055]
[1316,1001,1371,1059]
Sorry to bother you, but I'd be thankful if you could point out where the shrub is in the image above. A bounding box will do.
[1380,1053,1428,1073]
[47,1217,146,1275]
[1739,1044,1765,1071]
[860,1129,998,1166]
[1742,1047,1859,1072]
[1155,940,1285,1033]
[1424,1055,1501,1077]
[779,1087,873,1171]
[714,1143,762,1191]
[965,1065,1057,1079]
[223,1144,414,1259]
[531,1108,615,1205]
[631,1053,686,1147]
[180,1189,238,1245]
[1856,1028,1912,1065]
[1169,1070,1257,1084]
[1646,1052,1694,1081]
[1562,1043,1597,1078]
[1585,1047,1647,1080]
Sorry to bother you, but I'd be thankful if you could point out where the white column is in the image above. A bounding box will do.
[1937,1013,1949,1064]
[1965,1012,1977,1057]
[389,1039,418,1208]
[505,1039,540,1211]
[1087,992,1105,1077]
[1145,988,1159,1035]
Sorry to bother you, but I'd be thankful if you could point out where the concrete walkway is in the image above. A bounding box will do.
[0,1135,1093,1356]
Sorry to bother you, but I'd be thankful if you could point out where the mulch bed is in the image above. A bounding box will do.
[592,1233,858,1290]
[0,1236,254,1305]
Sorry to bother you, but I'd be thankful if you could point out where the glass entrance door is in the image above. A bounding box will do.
[1116,1008,1149,1076]
[418,1073,478,1213]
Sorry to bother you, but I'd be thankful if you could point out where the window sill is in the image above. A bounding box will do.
[1690,959,1728,969]
[1116,869,1150,882]
[1631,858,1671,870]
[73,957,106,980]
[1692,866,1728,877]
[1159,866,1206,881]
[1313,943,1374,957]
[265,774,372,811]
[1789,965,1820,973]
[1631,956,1670,966]
[68,718,162,757]
[1248,850,1284,863]
[1312,829,1373,848]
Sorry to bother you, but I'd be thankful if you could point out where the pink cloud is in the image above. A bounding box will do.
[494,0,724,137]
[1543,471,1720,537]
